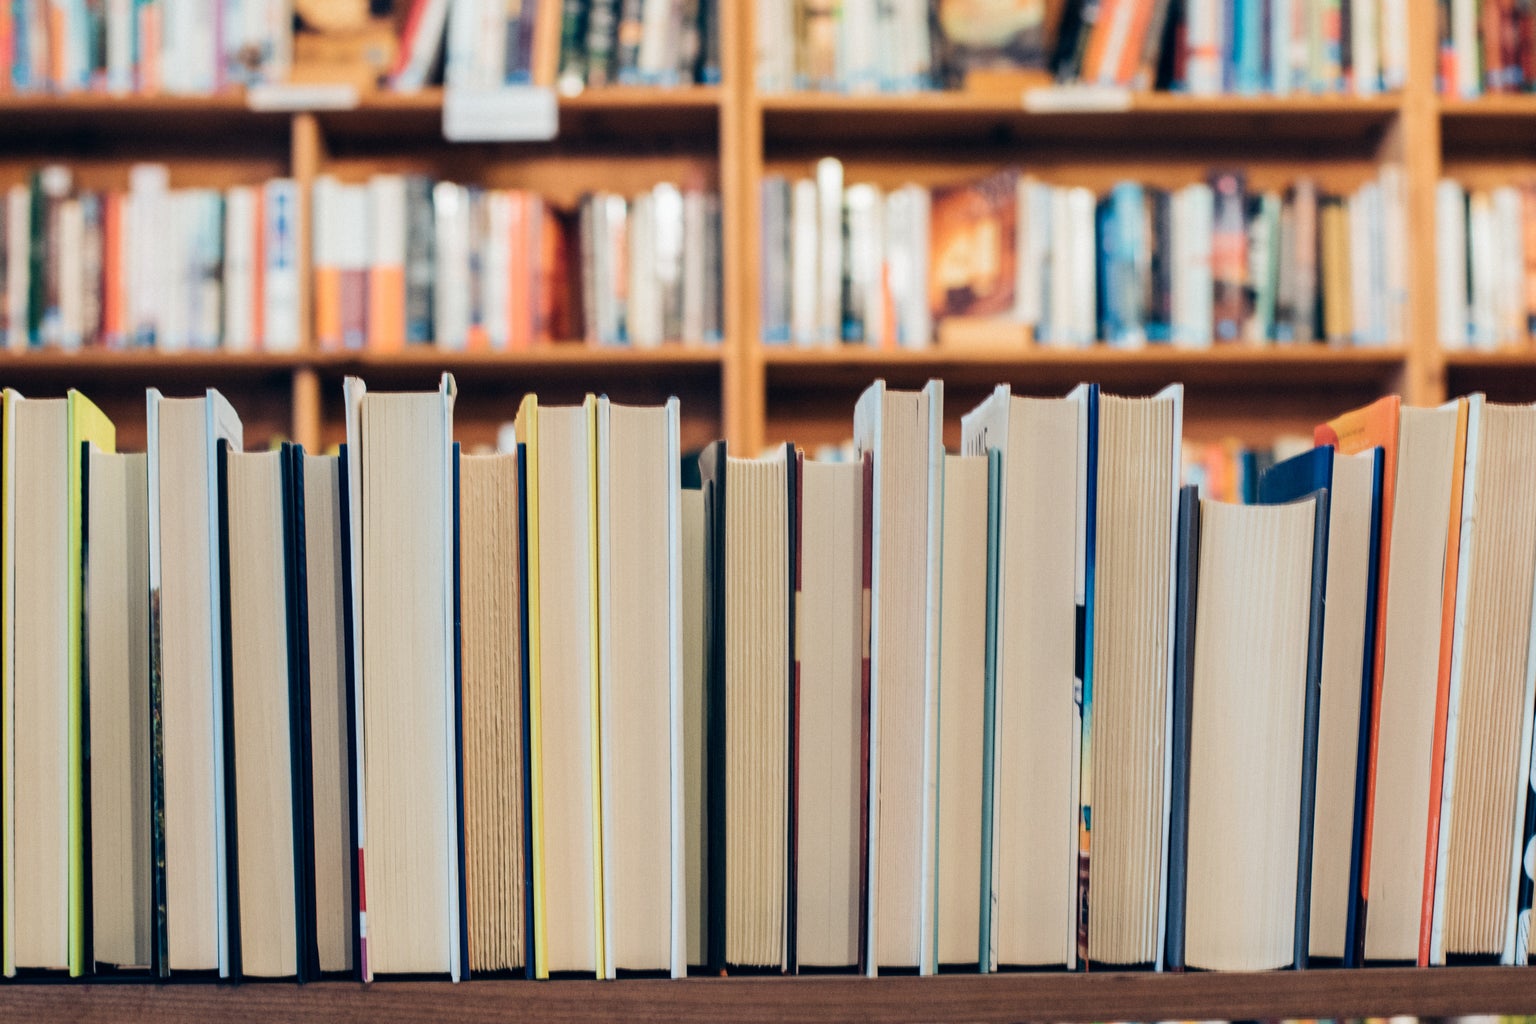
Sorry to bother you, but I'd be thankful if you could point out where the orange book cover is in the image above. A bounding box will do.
[368,266,405,353]
[1522,186,1536,333]
[508,192,532,352]
[1080,0,1120,82]
[48,5,63,87]
[101,192,123,347]
[1315,393,1402,960]
[1419,397,1470,965]
[1114,0,1156,85]
[315,267,342,351]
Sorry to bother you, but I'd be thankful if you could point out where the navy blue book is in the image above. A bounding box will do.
[1259,445,1385,968]
[1163,485,1201,971]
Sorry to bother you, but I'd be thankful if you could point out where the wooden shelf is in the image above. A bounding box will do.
[761,345,1408,391]
[2,966,1533,1024]
[759,91,1402,149]
[1439,95,1536,151]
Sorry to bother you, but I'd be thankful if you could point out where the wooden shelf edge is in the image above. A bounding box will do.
[757,91,1403,117]
[0,347,725,374]
[1442,349,1536,367]
[760,345,1408,367]
[2,966,1532,1024]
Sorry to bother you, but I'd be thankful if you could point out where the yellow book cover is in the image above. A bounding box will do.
[514,394,548,979]
[66,391,115,977]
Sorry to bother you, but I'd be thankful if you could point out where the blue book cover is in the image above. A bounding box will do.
[1073,383,1099,967]
[1259,444,1384,967]
[1234,0,1265,94]
[1105,182,1146,349]
[1163,484,1201,971]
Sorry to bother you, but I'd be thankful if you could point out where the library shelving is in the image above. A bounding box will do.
[3,4,1536,1019]
[2,966,1535,1023]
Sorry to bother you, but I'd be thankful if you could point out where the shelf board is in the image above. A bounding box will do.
[1442,349,1536,367]
[0,350,306,387]
[317,86,724,145]
[2,966,1533,1024]
[1439,95,1536,150]
[759,91,1401,149]
[317,345,725,387]
[761,344,1407,391]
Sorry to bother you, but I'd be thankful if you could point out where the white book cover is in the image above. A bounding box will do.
[434,183,470,350]
[1350,0,1379,95]
[1494,187,1526,347]
[58,199,83,350]
[392,0,453,90]
[484,190,513,350]
[129,163,170,348]
[791,179,818,347]
[1067,188,1098,347]
[1381,0,1407,89]
[5,186,27,350]
[1183,0,1223,95]
[1381,166,1407,345]
[1270,0,1293,94]
[223,186,257,353]
[444,0,480,89]
[652,183,685,346]
[639,0,675,80]
[1453,0,1480,98]
[262,179,301,352]
[106,0,133,91]
[1180,183,1217,349]
[1435,180,1469,351]
[816,158,844,346]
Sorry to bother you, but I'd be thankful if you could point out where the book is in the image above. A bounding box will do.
[960,384,1086,970]
[458,448,529,975]
[699,440,796,971]
[342,374,464,980]
[218,444,311,980]
[794,454,871,972]
[1319,395,1469,963]
[1259,444,1384,965]
[681,480,708,968]
[1080,384,1183,967]
[1176,487,1327,970]
[928,168,1018,325]
[297,450,356,977]
[1432,401,1536,963]
[596,397,684,977]
[146,387,242,976]
[933,451,988,969]
[514,393,604,978]
[854,379,943,975]
[2,389,113,976]
[84,446,152,973]
[934,0,1053,83]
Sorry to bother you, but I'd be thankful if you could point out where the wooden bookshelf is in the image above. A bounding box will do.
[2,967,1534,1023]
[0,4,1534,1023]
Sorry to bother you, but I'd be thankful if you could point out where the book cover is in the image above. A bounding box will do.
[935,0,1054,84]
[978,446,1002,971]
[1073,382,1099,967]
[1315,395,1400,966]
[929,168,1019,324]
[1163,484,1199,972]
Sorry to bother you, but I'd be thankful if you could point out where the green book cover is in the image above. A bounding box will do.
[977,447,1001,971]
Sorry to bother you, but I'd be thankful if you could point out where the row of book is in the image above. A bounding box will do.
[0,165,302,353]
[395,0,721,91]
[1436,178,1536,351]
[0,163,723,352]
[760,161,1406,349]
[0,0,290,95]
[1439,0,1536,97]
[313,174,723,351]
[11,373,1536,981]
[756,0,1408,96]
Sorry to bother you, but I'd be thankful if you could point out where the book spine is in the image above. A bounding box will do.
[584,0,618,84]
[262,177,300,353]
[312,176,341,351]
[1209,169,1248,343]
[1292,178,1318,344]
[338,185,369,352]
[790,178,817,346]
[368,176,407,353]
[222,185,254,353]
[614,0,643,80]
[555,0,587,90]
[815,158,843,347]
[681,186,706,345]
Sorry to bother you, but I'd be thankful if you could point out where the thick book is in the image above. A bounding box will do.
[700,440,796,972]
[1318,395,1469,963]
[1079,384,1183,969]
[515,394,605,978]
[217,443,312,980]
[596,398,685,977]
[794,455,870,972]
[342,374,464,980]
[1432,400,1536,964]
[146,387,242,977]
[459,448,529,975]
[1259,444,1385,966]
[960,384,1088,970]
[933,452,988,970]
[2,389,113,976]
[1177,487,1326,972]
[84,445,152,973]
[854,379,943,975]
